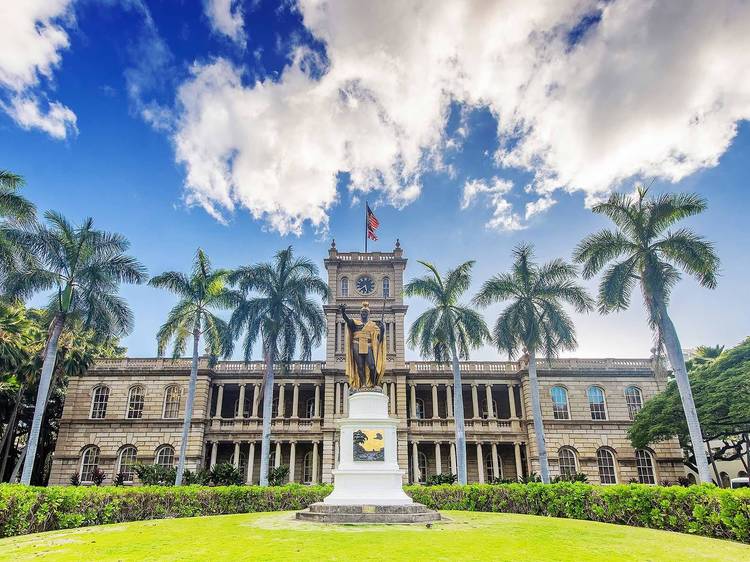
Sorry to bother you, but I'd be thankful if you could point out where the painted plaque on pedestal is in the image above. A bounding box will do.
[353,429,385,461]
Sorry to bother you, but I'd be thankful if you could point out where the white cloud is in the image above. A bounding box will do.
[1,95,77,139]
[0,0,77,138]
[205,0,246,44]
[461,177,523,232]
[525,195,556,220]
[173,0,750,233]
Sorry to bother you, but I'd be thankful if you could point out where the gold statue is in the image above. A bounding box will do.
[339,302,386,389]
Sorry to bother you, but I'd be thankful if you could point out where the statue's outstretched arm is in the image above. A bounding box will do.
[339,305,354,328]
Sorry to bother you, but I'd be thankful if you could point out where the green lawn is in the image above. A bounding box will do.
[1,511,748,561]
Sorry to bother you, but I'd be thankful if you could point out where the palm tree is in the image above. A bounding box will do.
[227,247,328,486]
[686,345,724,371]
[149,249,237,486]
[404,260,489,485]
[0,170,35,277]
[573,186,719,483]
[474,245,593,484]
[3,212,146,484]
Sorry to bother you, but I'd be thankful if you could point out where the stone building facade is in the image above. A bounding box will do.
[49,243,685,486]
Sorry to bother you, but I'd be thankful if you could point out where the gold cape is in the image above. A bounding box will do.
[344,319,386,389]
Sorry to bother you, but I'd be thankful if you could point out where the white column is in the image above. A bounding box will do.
[514,442,524,480]
[390,382,396,414]
[246,442,255,484]
[215,384,224,419]
[412,442,420,483]
[382,382,387,395]
[289,441,296,483]
[207,384,214,417]
[314,384,321,417]
[210,441,218,469]
[251,383,260,417]
[291,384,299,418]
[432,384,439,418]
[237,384,246,418]
[312,441,319,483]
[334,440,339,467]
[343,383,349,415]
[410,384,417,418]
[334,382,340,415]
[446,385,453,417]
[485,384,494,418]
[233,442,241,468]
[477,443,485,484]
[508,385,517,419]
[274,442,282,468]
[450,443,457,476]
[435,442,442,475]
[491,443,500,480]
[277,383,285,418]
[471,384,480,419]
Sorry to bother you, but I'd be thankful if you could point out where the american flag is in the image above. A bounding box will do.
[366,203,379,241]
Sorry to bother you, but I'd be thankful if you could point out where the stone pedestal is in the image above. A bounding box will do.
[297,390,439,523]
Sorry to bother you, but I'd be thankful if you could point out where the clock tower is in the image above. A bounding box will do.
[323,239,407,370]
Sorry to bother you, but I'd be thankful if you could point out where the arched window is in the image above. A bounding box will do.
[625,386,644,420]
[587,386,607,420]
[231,450,247,477]
[127,385,145,419]
[550,386,570,420]
[155,445,175,467]
[80,445,100,483]
[163,385,181,419]
[482,400,498,419]
[558,447,578,478]
[90,385,110,419]
[302,451,313,483]
[340,277,349,297]
[117,446,138,482]
[596,448,617,484]
[305,397,316,418]
[686,473,697,485]
[415,398,426,419]
[739,470,748,478]
[484,451,501,480]
[418,452,428,482]
[635,449,656,484]
[382,277,390,298]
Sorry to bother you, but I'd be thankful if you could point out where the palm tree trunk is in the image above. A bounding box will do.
[450,343,467,485]
[0,384,24,480]
[527,348,550,484]
[655,300,712,484]
[20,314,64,485]
[259,344,275,486]
[175,320,202,486]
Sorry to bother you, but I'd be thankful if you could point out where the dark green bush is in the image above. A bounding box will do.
[268,465,289,486]
[408,483,750,543]
[425,473,457,486]
[209,463,244,486]
[0,482,748,543]
[132,463,177,486]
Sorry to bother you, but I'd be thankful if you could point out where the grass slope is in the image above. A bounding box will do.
[1,511,748,561]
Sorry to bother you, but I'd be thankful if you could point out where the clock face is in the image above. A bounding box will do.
[356,275,375,295]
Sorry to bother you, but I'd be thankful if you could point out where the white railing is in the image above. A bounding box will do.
[93,358,324,373]
[337,252,396,261]
[410,361,518,373]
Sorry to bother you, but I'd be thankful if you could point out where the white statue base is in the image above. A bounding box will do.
[297,390,440,523]
[324,391,412,505]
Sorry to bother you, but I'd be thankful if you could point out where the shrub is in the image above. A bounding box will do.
[182,468,211,486]
[425,473,457,486]
[89,468,106,486]
[133,464,177,486]
[113,472,126,487]
[69,473,80,486]
[0,482,748,543]
[407,483,750,543]
[0,483,331,538]
[210,463,243,486]
[268,465,289,487]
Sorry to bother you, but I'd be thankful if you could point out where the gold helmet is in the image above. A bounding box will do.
[360,301,370,312]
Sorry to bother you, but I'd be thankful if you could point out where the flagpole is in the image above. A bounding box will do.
[364,200,368,253]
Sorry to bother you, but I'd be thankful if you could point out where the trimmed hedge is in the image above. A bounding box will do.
[409,483,750,543]
[1,482,748,542]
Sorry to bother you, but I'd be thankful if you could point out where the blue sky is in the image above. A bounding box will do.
[1,1,748,360]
